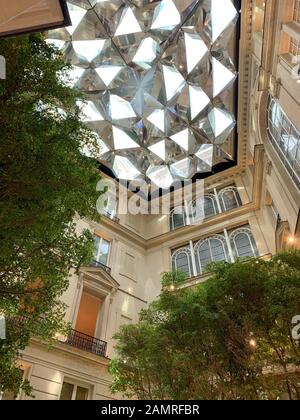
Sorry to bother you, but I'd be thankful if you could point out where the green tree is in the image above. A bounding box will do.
[110,252,300,400]
[0,33,102,397]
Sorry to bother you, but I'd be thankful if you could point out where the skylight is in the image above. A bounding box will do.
[48,0,239,188]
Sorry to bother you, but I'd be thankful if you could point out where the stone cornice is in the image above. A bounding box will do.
[23,338,110,368]
[237,0,254,170]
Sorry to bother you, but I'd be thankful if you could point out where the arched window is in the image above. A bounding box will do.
[194,235,229,274]
[192,194,218,222]
[219,187,241,212]
[172,247,193,277]
[229,228,258,259]
[170,206,187,230]
[94,236,111,266]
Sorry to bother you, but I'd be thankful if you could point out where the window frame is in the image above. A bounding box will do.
[171,247,193,278]
[229,228,258,259]
[194,235,229,274]
[170,206,187,231]
[94,235,111,267]
[192,194,218,220]
[59,378,92,401]
[267,97,300,191]
[218,186,241,212]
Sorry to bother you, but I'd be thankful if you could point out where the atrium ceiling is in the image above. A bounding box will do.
[47,0,240,189]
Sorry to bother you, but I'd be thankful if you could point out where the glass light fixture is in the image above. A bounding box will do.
[47,0,238,188]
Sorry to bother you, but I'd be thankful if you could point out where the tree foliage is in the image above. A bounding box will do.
[0,34,102,397]
[110,253,300,400]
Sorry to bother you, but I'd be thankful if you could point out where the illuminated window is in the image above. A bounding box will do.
[268,97,300,190]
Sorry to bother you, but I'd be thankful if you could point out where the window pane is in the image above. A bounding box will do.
[175,252,191,276]
[172,210,185,230]
[94,237,110,265]
[210,239,226,261]
[75,386,88,401]
[287,133,298,164]
[220,190,240,211]
[199,241,212,271]
[94,236,100,257]
[203,197,216,217]
[99,239,110,265]
[235,233,254,258]
[268,97,300,190]
[104,195,117,216]
[60,382,74,400]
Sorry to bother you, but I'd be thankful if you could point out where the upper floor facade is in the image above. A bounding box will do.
[14,0,300,400]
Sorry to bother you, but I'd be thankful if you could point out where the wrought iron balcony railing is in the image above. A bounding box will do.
[101,210,120,224]
[66,329,107,358]
[90,260,111,274]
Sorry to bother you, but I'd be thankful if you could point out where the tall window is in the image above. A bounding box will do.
[230,228,258,259]
[268,97,300,190]
[219,187,241,212]
[94,236,110,266]
[60,381,90,400]
[195,236,229,274]
[172,247,193,277]
[170,207,187,230]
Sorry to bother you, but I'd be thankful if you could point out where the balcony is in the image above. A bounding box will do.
[101,210,120,224]
[90,260,111,274]
[65,329,107,358]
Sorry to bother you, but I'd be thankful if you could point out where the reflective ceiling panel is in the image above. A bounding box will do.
[47,0,239,188]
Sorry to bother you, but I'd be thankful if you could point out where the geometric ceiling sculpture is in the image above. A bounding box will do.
[47,0,239,188]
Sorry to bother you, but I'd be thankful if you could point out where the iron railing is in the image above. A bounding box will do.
[90,260,111,274]
[66,329,107,357]
[101,210,120,224]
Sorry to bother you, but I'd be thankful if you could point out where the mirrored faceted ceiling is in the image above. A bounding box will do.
[47,0,239,189]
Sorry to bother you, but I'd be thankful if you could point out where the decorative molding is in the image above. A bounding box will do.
[79,266,120,296]
[259,0,278,91]
[237,0,254,170]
